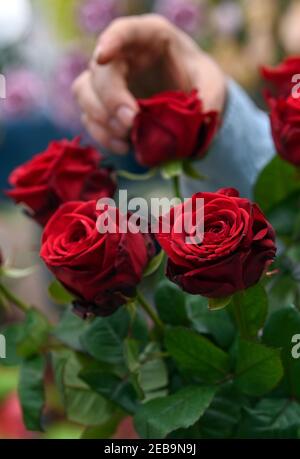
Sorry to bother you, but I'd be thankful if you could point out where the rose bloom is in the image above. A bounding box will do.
[40,201,155,317]
[131,90,218,168]
[7,138,116,226]
[261,56,300,98]
[268,94,300,166]
[156,188,276,298]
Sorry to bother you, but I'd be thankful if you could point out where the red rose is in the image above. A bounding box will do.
[269,95,300,166]
[261,56,300,98]
[131,90,218,167]
[7,138,116,226]
[40,201,155,317]
[156,188,276,298]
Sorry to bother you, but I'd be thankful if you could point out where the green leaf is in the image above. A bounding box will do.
[48,280,74,305]
[155,280,188,326]
[165,327,230,383]
[237,398,300,439]
[229,285,268,338]
[18,355,46,431]
[254,156,300,213]
[138,344,168,401]
[143,251,165,278]
[81,308,130,365]
[186,295,235,348]
[160,160,183,179]
[16,309,50,358]
[81,413,123,439]
[134,385,216,439]
[235,339,284,397]
[197,384,247,439]
[263,305,300,399]
[52,351,116,426]
[124,338,140,373]
[267,193,300,238]
[80,369,138,414]
[182,161,207,180]
[267,273,297,310]
[54,308,90,351]
[208,296,232,311]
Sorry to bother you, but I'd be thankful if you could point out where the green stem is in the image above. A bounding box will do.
[136,290,164,333]
[172,176,183,201]
[0,283,31,313]
[232,292,250,340]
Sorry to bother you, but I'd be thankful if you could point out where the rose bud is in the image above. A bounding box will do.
[261,56,300,98]
[40,201,155,317]
[156,188,276,298]
[6,138,116,226]
[268,94,300,166]
[131,90,218,168]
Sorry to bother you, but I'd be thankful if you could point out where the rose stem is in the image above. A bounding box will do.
[232,292,250,340]
[0,283,31,313]
[172,176,183,201]
[136,290,164,333]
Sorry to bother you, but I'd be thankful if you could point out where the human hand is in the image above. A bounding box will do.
[73,14,227,155]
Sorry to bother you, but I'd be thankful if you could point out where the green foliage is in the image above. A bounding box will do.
[143,251,165,278]
[81,414,123,439]
[237,398,300,439]
[165,327,231,383]
[80,369,138,414]
[229,285,269,338]
[48,280,74,305]
[208,296,232,311]
[53,308,90,351]
[155,280,189,326]
[18,355,46,431]
[6,148,300,439]
[197,384,248,439]
[16,309,50,358]
[134,386,216,439]
[81,308,130,365]
[263,305,300,399]
[186,295,235,348]
[254,156,300,213]
[235,339,284,397]
[52,350,117,426]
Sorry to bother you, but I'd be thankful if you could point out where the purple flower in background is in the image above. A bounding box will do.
[154,0,203,35]
[211,1,243,37]
[1,69,45,119]
[77,0,120,34]
[51,51,88,130]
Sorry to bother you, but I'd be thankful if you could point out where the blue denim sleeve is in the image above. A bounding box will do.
[181,79,275,199]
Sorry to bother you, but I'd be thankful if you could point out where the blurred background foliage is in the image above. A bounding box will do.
[1,0,300,439]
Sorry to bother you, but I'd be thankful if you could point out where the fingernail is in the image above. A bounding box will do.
[109,117,127,136]
[116,106,136,128]
[110,139,129,155]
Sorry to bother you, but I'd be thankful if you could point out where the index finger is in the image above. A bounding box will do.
[94,14,173,64]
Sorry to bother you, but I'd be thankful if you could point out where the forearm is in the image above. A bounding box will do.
[181,80,275,199]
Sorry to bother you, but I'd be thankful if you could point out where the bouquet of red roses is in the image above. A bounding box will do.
[1,63,300,439]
